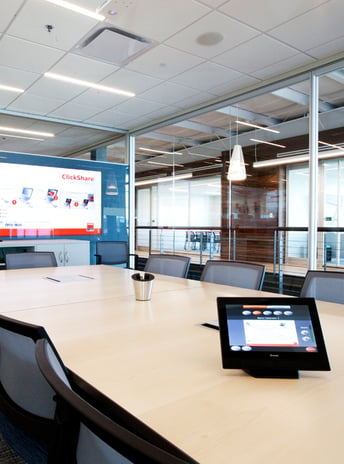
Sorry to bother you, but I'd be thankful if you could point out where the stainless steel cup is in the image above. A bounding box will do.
[131,272,155,301]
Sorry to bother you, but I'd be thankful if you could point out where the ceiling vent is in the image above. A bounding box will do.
[75,24,155,65]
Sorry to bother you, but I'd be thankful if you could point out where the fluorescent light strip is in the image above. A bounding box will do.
[236,120,280,134]
[253,149,344,168]
[147,161,184,167]
[0,84,24,93]
[0,126,54,137]
[135,173,192,186]
[44,0,105,21]
[45,73,135,97]
[139,147,182,155]
[319,140,344,152]
[0,133,44,141]
[250,138,286,148]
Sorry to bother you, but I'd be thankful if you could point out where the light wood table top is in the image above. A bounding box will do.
[0,264,200,312]
[1,265,343,464]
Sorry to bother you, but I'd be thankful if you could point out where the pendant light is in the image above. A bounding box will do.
[227,144,246,181]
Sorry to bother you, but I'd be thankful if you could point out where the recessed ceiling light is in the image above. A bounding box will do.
[319,140,344,151]
[44,72,135,97]
[0,84,24,93]
[250,138,286,148]
[135,173,192,186]
[0,133,44,141]
[147,161,184,167]
[236,120,280,134]
[253,149,344,168]
[139,147,182,155]
[44,0,105,21]
[0,126,54,137]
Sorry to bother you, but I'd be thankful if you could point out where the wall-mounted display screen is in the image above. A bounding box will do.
[0,161,102,237]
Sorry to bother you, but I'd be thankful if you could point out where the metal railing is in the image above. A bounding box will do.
[136,225,344,293]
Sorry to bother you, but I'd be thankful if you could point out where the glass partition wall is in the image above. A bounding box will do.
[124,60,344,291]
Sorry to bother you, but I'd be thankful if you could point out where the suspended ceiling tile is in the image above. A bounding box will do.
[4,117,67,135]
[139,82,200,106]
[0,92,23,107]
[198,0,229,7]
[70,87,130,110]
[7,0,98,51]
[48,53,118,81]
[56,126,107,138]
[307,36,344,60]
[172,62,242,92]
[210,75,260,96]
[8,93,64,115]
[0,139,42,155]
[101,69,161,95]
[165,11,259,59]
[0,65,40,90]
[49,102,106,121]
[0,0,24,32]
[141,105,181,121]
[219,0,329,32]
[26,75,87,100]
[213,35,299,74]
[86,109,134,128]
[0,114,37,131]
[114,114,156,130]
[125,45,204,80]
[0,36,64,73]
[103,0,211,42]
[269,0,344,51]
[172,92,216,110]
[114,97,166,117]
[252,53,316,80]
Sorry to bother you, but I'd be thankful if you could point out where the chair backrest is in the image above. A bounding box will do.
[36,339,199,464]
[0,314,66,450]
[300,270,344,304]
[95,241,129,266]
[144,254,191,278]
[5,251,57,269]
[200,260,266,290]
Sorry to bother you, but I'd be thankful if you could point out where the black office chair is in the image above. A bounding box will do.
[0,315,62,463]
[200,260,266,290]
[300,270,344,304]
[95,241,136,268]
[144,254,191,278]
[5,251,57,269]
[36,338,199,464]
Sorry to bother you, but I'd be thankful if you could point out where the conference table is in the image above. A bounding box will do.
[1,265,343,464]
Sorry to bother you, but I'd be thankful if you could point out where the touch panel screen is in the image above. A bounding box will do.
[217,297,330,378]
[227,303,317,353]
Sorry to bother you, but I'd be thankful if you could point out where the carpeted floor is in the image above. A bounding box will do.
[0,411,47,464]
[0,434,27,464]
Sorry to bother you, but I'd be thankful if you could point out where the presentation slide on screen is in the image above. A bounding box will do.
[0,163,102,236]
[243,319,299,347]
